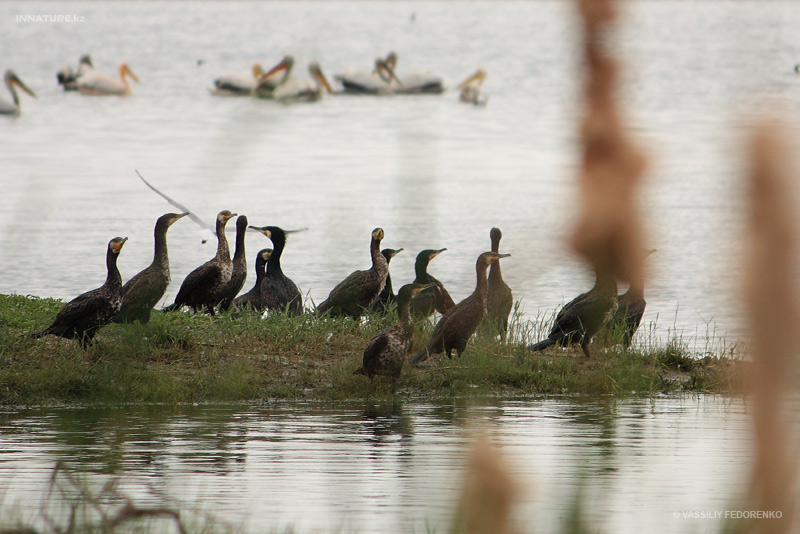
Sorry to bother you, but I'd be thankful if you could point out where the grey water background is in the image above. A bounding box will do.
[1,397,753,533]
[2,1,800,347]
[1,2,800,531]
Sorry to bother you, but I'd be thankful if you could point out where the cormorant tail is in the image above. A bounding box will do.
[408,349,429,365]
[528,338,557,352]
[28,329,49,339]
[162,302,182,312]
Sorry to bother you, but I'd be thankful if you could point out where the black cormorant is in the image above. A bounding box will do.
[485,228,513,338]
[233,248,272,311]
[603,248,657,348]
[114,212,188,323]
[218,215,249,311]
[373,248,404,313]
[248,225,304,314]
[316,227,388,318]
[528,262,618,358]
[30,237,127,347]
[355,283,427,392]
[165,210,236,314]
[409,251,510,364]
[410,248,455,318]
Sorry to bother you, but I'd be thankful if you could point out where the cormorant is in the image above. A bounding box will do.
[316,227,388,318]
[355,283,427,392]
[30,237,128,348]
[528,262,618,358]
[218,215,249,311]
[485,228,513,338]
[233,248,272,311]
[248,225,304,314]
[114,212,188,323]
[165,210,236,314]
[603,249,657,348]
[410,248,455,319]
[409,251,510,364]
[373,248,404,313]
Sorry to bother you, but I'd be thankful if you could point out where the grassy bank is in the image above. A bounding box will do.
[0,294,744,405]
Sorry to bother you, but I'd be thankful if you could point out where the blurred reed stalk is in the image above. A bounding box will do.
[743,124,799,534]
[570,0,648,286]
[451,434,519,534]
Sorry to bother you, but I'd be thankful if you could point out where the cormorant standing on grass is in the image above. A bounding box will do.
[528,262,618,358]
[409,248,455,318]
[317,228,388,318]
[233,248,272,310]
[355,283,427,392]
[30,237,128,347]
[248,225,304,314]
[373,248,403,313]
[165,210,236,314]
[485,228,513,338]
[409,251,510,364]
[604,249,656,348]
[218,215,249,311]
[114,212,187,323]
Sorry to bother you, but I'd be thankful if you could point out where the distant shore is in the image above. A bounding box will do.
[0,294,744,406]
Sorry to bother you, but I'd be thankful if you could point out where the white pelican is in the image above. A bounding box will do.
[56,55,93,91]
[271,61,334,103]
[253,56,294,99]
[0,70,37,116]
[335,57,398,94]
[212,62,264,96]
[383,51,444,95]
[77,63,139,96]
[457,68,488,106]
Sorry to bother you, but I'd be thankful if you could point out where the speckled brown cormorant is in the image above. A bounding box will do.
[248,225,304,314]
[218,215,249,311]
[165,210,236,314]
[373,248,404,313]
[355,283,427,392]
[233,248,272,310]
[528,262,618,358]
[114,212,188,323]
[410,248,455,319]
[316,228,388,318]
[603,249,657,348]
[30,237,128,348]
[409,251,510,364]
[485,228,514,338]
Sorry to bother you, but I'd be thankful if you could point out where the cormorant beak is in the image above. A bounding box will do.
[226,212,238,221]
[11,76,37,99]
[262,251,273,260]
[248,225,271,238]
[432,248,447,258]
[489,253,511,263]
[373,229,385,240]
[172,212,190,223]
[394,248,404,256]
[112,237,129,253]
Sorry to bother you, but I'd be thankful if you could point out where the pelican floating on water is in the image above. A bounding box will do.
[254,56,294,99]
[77,63,139,96]
[382,51,444,95]
[335,57,398,94]
[0,70,37,116]
[56,55,93,91]
[270,61,334,102]
[457,68,488,105]
[212,62,264,96]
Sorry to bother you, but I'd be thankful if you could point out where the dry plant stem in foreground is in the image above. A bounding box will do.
[451,435,519,534]
[744,124,800,533]
[571,0,648,287]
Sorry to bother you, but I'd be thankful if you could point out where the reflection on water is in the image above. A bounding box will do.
[0,396,751,533]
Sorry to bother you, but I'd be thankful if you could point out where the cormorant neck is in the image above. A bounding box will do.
[594,267,617,295]
[105,250,121,288]
[233,223,246,261]
[491,236,500,254]
[475,260,490,300]
[414,258,430,282]
[370,238,384,269]
[254,257,267,283]
[216,219,231,262]
[153,223,170,268]
[488,260,503,282]
[268,232,285,273]
[625,279,645,299]
[397,293,413,326]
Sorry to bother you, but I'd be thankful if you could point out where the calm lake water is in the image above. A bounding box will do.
[2,1,800,347]
[0,396,755,533]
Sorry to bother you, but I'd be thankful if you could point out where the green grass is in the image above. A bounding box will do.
[0,293,744,406]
